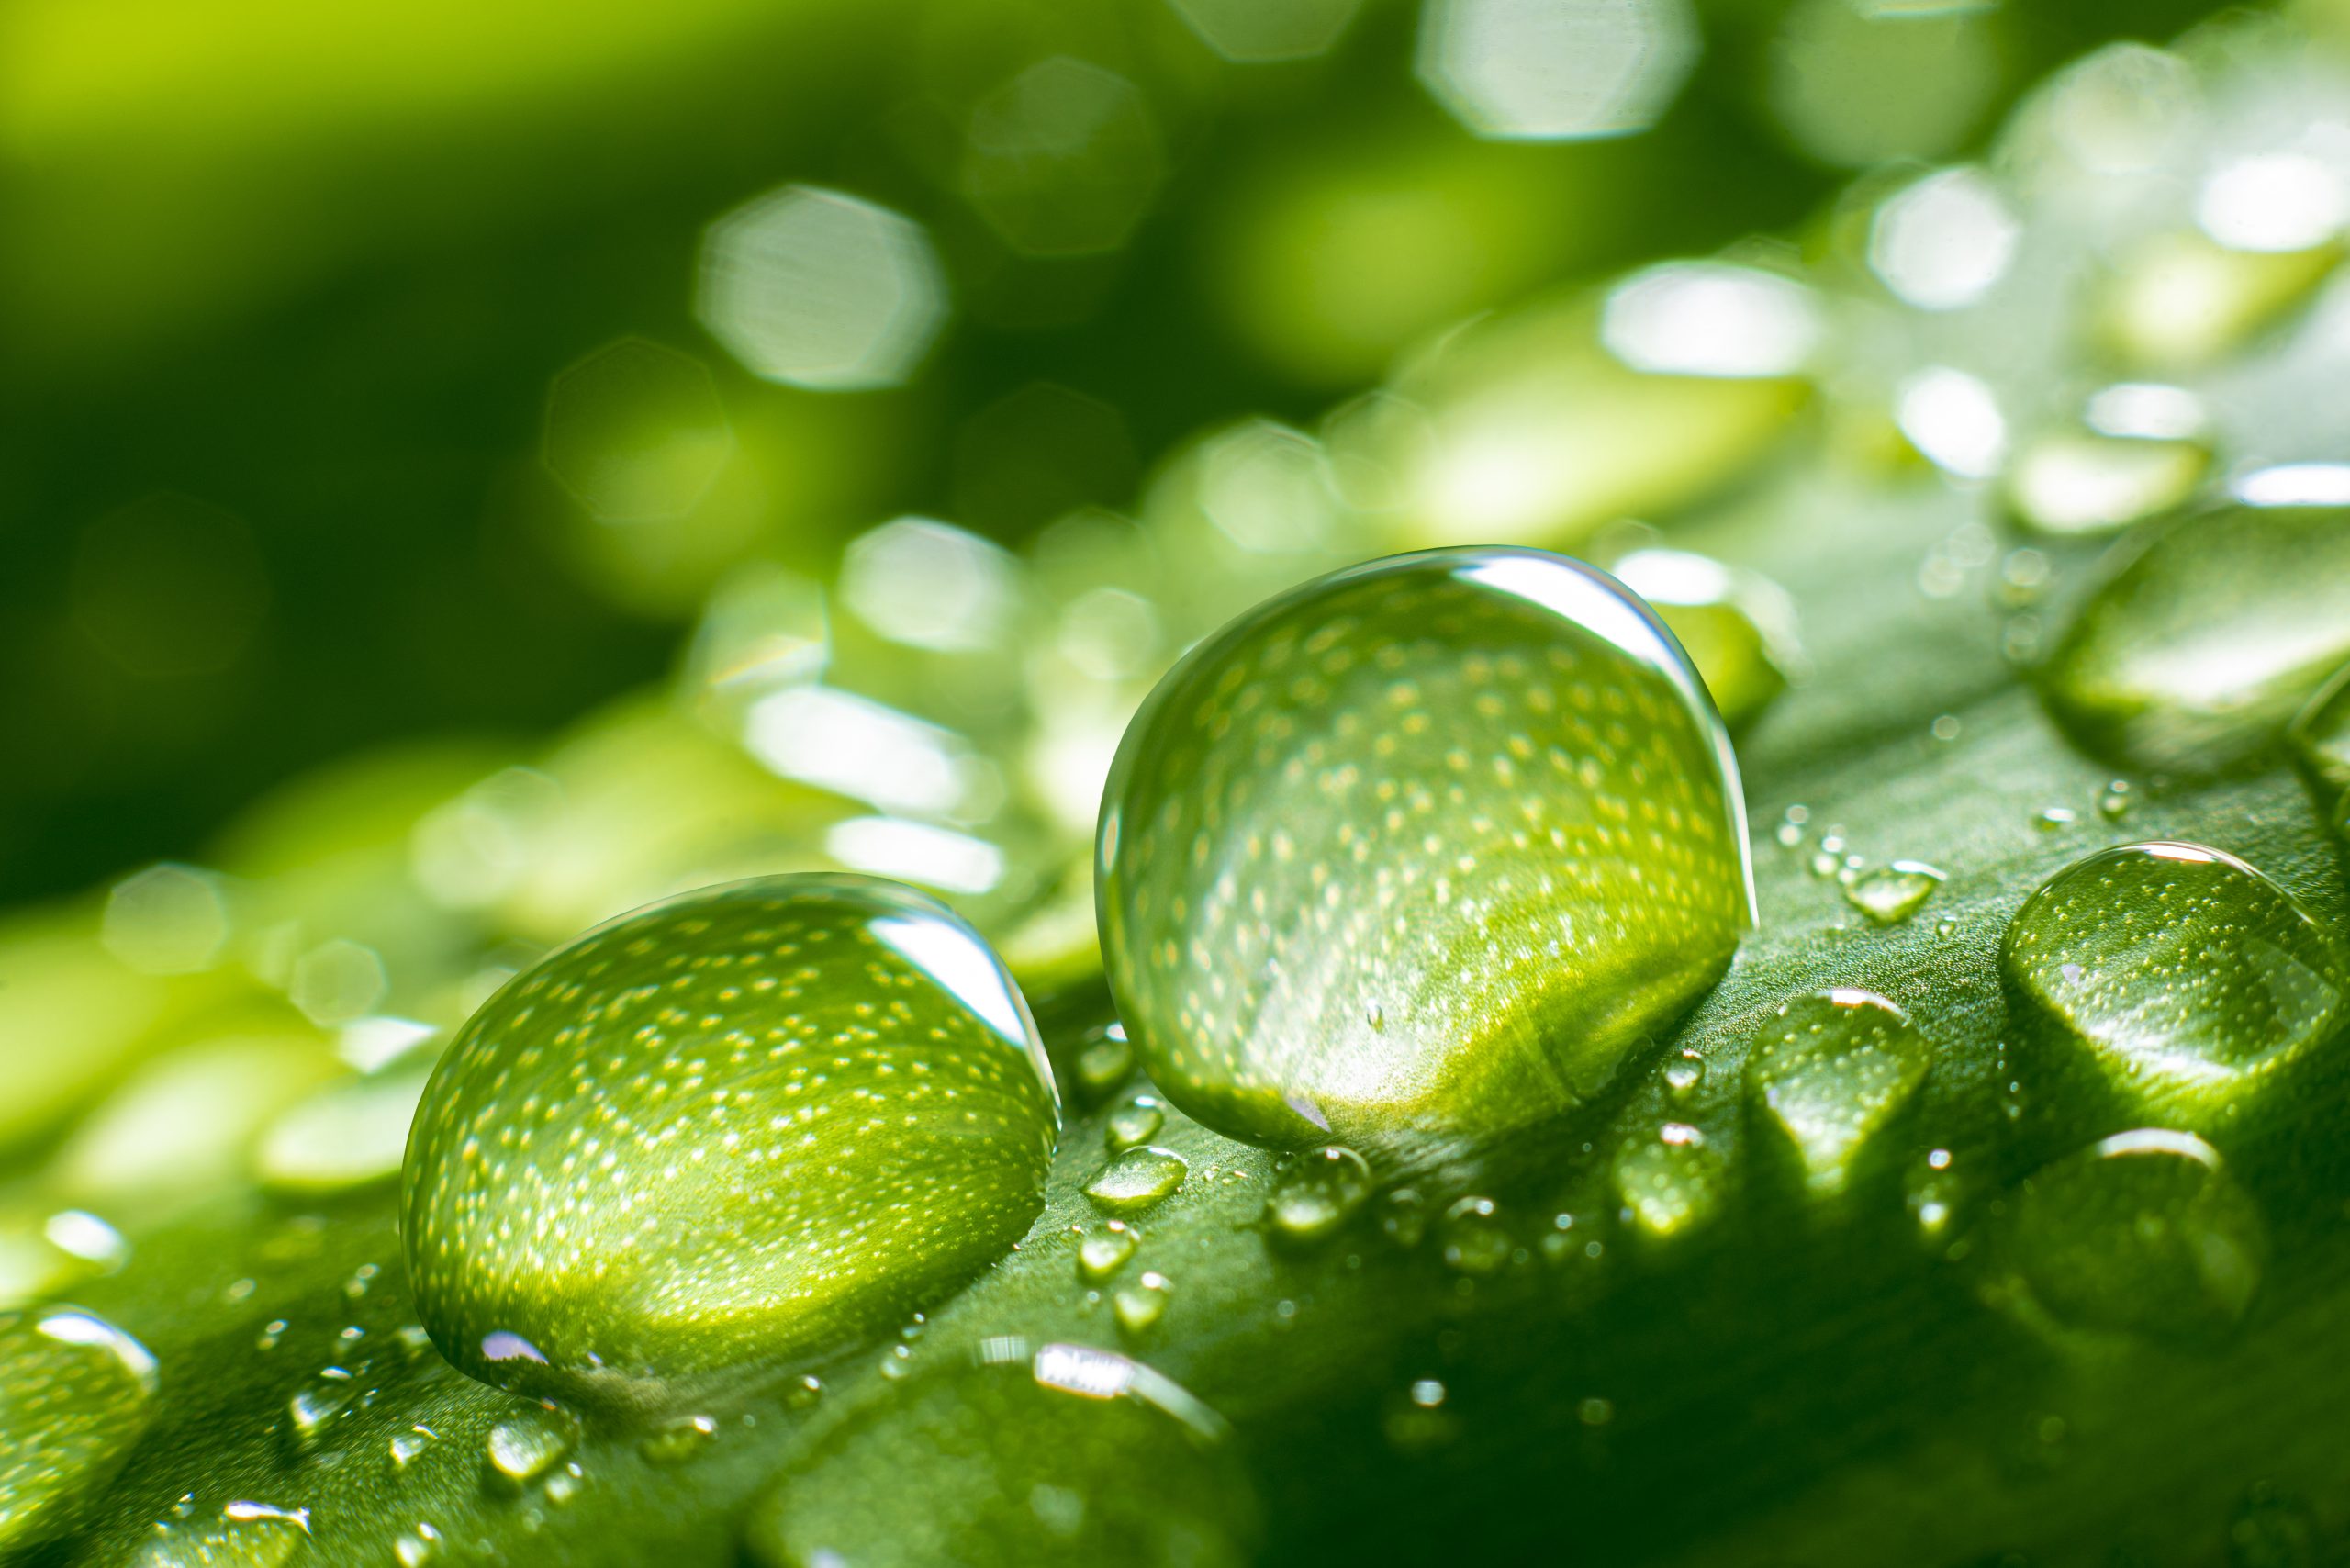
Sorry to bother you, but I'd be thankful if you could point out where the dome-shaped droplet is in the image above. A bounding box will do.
[1098,548,1754,1149]
[1842,861,1945,926]
[1743,989,1932,1195]
[0,1308,159,1552]
[1612,1123,1724,1240]
[1263,1147,1374,1249]
[402,875,1058,1405]
[2042,487,2350,773]
[744,1340,1259,1568]
[1996,1128,2266,1345]
[2001,842,2350,1127]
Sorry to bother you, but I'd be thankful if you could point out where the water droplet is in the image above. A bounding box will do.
[1808,850,1841,879]
[1077,1223,1137,1283]
[2096,780,2132,821]
[744,1341,1258,1567]
[2288,661,2350,797]
[1097,548,1754,1149]
[1103,1096,1164,1153]
[2035,807,2076,832]
[139,1503,312,1568]
[0,1308,158,1553]
[1997,1129,2266,1344]
[1745,990,1931,1195]
[1383,1376,1458,1452]
[1071,1024,1134,1107]
[639,1413,719,1466]
[1379,1188,1427,1249]
[393,1523,445,1567]
[1264,1147,1374,1249]
[1613,1123,1725,1239]
[1113,1272,1171,1337]
[2042,490,2350,773]
[285,1368,357,1448]
[1438,1195,1512,1276]
[389,1427,435,1468]
[486,1405,582,1489]
[1576,1395,1615,1427]
[402,876,1058,1402]
[1084,1148,1189,1215]
[1662,1050,1705,1093]
[2003,842,2350,1126]
[1842,861,1946,926]
[543,1462,586,1506]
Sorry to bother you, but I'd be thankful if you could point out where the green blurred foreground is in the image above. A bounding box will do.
[7,0,2350,1562]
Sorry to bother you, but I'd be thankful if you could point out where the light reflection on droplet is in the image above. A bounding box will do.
[825,817,1006,897]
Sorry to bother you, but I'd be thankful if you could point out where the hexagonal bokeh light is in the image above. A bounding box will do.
[542,337,734,524]
[696,185,948,390]
[962,57,1164,256]
[1166,0,1364,62]
[1416,0,1702,143]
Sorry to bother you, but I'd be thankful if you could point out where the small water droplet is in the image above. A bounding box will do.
[485,1405,581,1489]
[1662,1050,1706,1093]
[1380,1188,1427,1249]
[1808,850,1841,879]
[389,1427,435,1469]
[1438,1196,1512,1276]
[1263,1147,1374,1249]
[639,1414,719,1466]
[543,1462,586,1506]
[1112,1272,1170,1337]
[1383,1377,1458,1452]
[1071,1023,1134,1107]
[1745,990,1931,1196]
[1842,861,1946,925]
[1083,1147,1188,1215]
[285,1369,358,1449]
[1576,1396,1615,1427]
[1613,1123,1725,1240]
[1997,1128,2266,1345]
[2096,780,2133,820]
[393,1522,445,1567]
[2003,841,2350,1126]
[1076,1223,1136,1282]
[1096,548,1754,1150]
[2035,807,2076,832]
[1102,1096,1164,1153]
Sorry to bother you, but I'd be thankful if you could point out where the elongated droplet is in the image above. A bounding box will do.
[1083,1148,1188,1215]
[1997,1129,2266,1344]
[403,875,1058,1404]
[1842,861,1945,926]
[1744,990,1931,1195]
[137,1502,312,1568]
[2288,661,2350,796]
[2042,486,2350,773]
[1098,548,1754,1149]
[1263,1147,1373,1249]
[744,1340,1259,1568]
[2002,842,2350,1127]
[0,1308,159,1552]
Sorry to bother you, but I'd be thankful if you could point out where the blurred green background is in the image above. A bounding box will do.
[0,0,2232,907]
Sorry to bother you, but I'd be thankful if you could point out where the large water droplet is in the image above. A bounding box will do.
[1996,1128,2266,1344]
[2002,842,2350,1126]
[744,1340,1259,1567]
[403,875,1058,1404]
[2042,488,2350,773]
[0,1308,158,1552]
[1743,989,1932,1196]
[136,1501,312,1568]
[1263,1147,1374,1249]
[1098,547,1754,1149]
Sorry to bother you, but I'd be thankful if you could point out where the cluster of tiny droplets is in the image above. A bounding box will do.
[404,883,1056,1385]
[2003,846,2350,1094]
[1744,991,1930,1191]
[1113,564,1746,1137]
